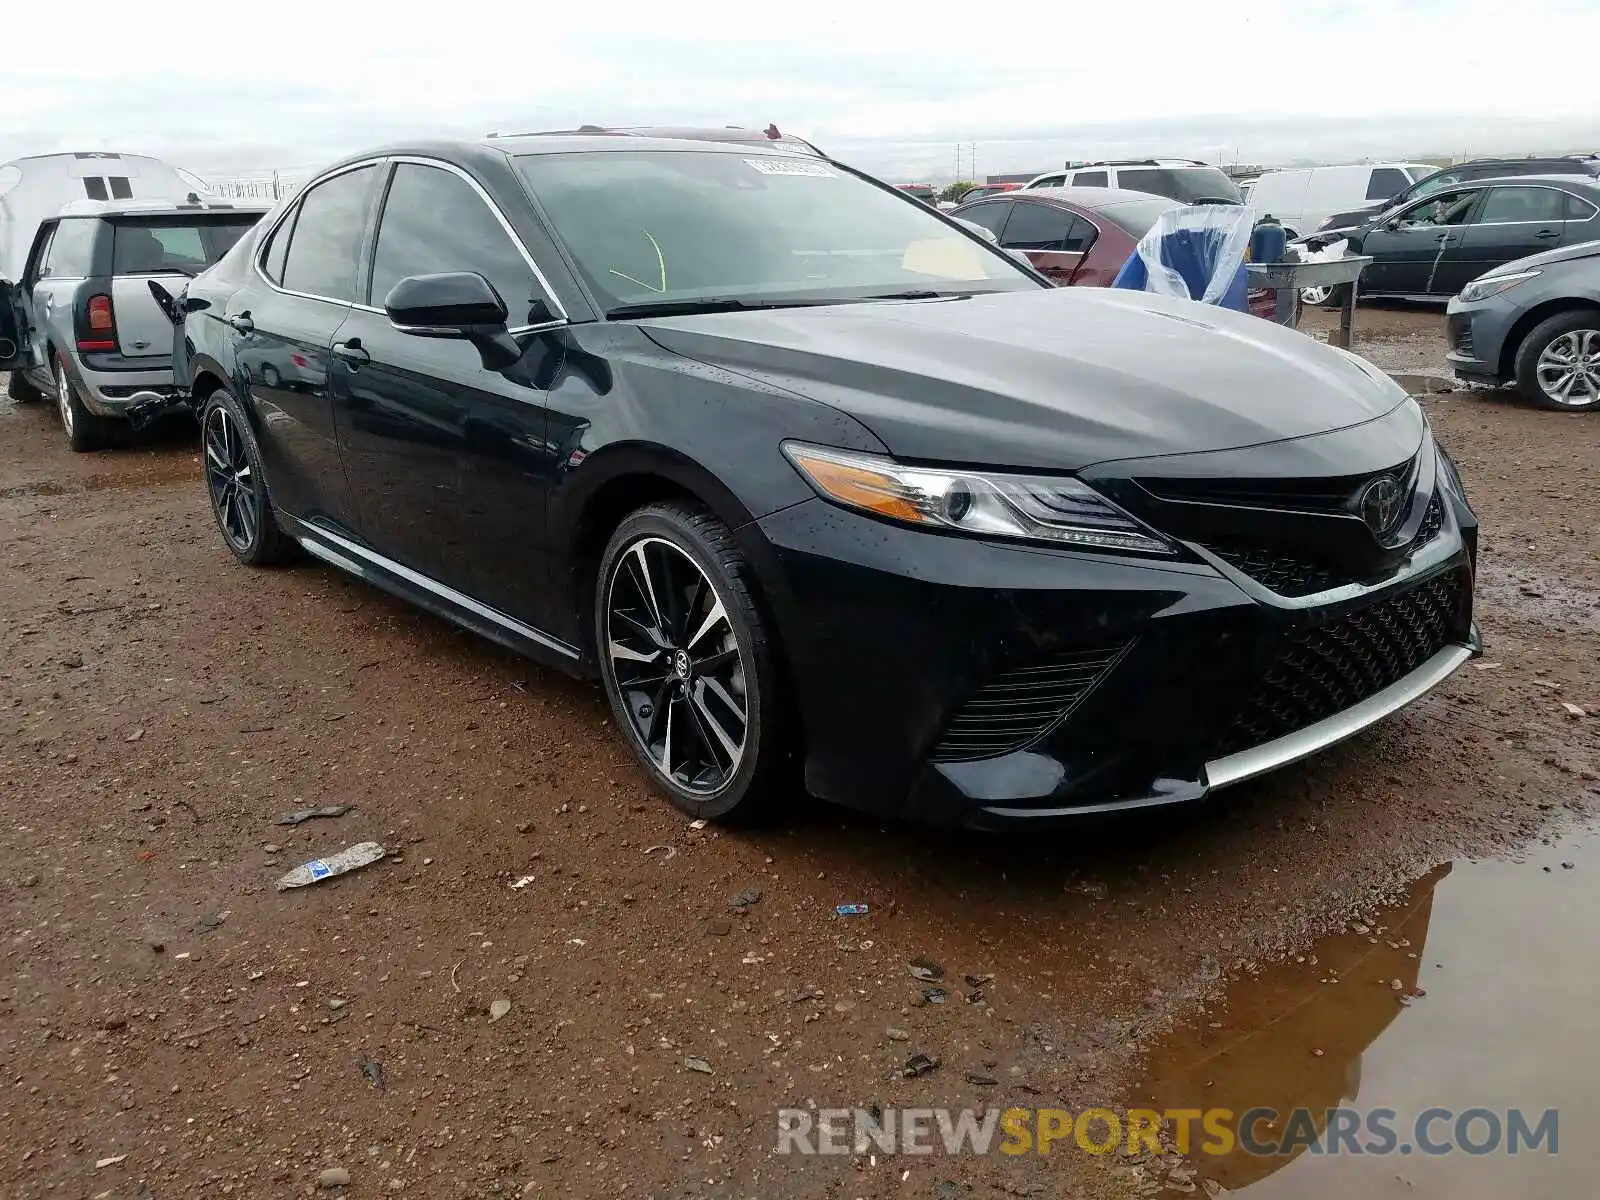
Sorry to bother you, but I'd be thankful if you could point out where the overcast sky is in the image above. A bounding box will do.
[5,0,1597,185]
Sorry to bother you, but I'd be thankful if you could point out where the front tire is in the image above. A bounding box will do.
[56,358,110,451]
[1514,310,1600,412]
[200,390,293,565]
[595,501,791,823]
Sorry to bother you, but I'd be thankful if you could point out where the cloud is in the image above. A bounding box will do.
[3,0,1597,184]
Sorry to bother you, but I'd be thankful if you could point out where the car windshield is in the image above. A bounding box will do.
[515,151,1035,315]
[1114,167,1243,205]
[111,215,260,275]
[1095,197,1180,240]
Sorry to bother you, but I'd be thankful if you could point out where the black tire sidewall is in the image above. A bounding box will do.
[200,389,281,563]
[1515,311,1600,412]
[594,504,780,822]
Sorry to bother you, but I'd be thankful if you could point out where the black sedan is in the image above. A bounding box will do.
[170,135,1480,827]
[1310,175,1600,306]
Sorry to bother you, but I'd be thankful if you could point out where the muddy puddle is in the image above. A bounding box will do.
[1128,822,1599,1198]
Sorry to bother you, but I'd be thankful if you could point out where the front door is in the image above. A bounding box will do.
[1357,187,1483,295]
[0,280,31,372]
[1454,184,1572,291]
[331,159,562,627]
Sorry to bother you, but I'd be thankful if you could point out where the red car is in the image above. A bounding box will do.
[951,186,1290,321]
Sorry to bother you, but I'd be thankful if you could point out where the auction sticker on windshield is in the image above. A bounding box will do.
[746,159,836,178]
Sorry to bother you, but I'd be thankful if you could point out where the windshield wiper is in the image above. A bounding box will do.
[605,297,838,320]
[858,289,980,301]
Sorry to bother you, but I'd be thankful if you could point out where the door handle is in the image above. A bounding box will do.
[332,340,370,366]
[1535,230,1559,239]
[226,313,255,332]
[1434,233,1455,243]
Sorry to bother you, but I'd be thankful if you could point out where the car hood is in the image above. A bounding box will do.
[641,288,1410,470]
[1479,237,1600,276]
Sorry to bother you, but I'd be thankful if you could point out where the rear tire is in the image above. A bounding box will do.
[199,389,294,565]
[1514,310,1600,412]
[595,501,793,824]
[7,370,46,403]
[56,358,110,452]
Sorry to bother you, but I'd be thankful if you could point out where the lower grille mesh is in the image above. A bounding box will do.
[1216,570,1464,757]
[931,645,1127,762]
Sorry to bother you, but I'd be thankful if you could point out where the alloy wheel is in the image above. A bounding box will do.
[203,405,259,551]
[1534,328,1600,406]
[604,536,749,796]
[56,366,76,438]
[1300,285,1333,306]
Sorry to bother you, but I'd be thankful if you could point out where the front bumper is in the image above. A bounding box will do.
[1444,295,1514,384]
[751,487,1478,828]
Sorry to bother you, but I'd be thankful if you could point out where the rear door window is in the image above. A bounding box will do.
[999,202,1079,252]
[1477,186,1567,224]
[1073,171,1108,187]
[279,166,378,303]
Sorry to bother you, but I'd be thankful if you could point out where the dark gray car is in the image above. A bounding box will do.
[1446,238,1600,411]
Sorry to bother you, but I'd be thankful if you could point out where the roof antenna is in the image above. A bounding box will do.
[765,124,781,140]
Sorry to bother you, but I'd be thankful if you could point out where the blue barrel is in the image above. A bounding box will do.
[1251,216,1288,264]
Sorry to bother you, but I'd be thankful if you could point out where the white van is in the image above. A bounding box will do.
[0,152,209,284]
[1246,163,1437,240]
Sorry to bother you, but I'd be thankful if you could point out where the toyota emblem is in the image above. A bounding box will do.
[1357,475,1406,538]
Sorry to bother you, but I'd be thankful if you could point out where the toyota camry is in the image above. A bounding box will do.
[167,133,1481,827]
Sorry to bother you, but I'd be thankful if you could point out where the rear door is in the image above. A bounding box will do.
[1454,185,1569,290]
[241,163,381,528]
[330,158,562,625]
[106,212,262,359]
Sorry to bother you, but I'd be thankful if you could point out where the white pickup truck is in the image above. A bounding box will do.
[2,196,268,449]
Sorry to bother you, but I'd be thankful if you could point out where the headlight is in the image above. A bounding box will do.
[781,442,1175,555]
[1435,441,1468,503]
[1458,270,1539,304]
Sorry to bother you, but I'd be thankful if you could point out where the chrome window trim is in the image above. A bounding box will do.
[250,154,569,325]
[251,157,384,309]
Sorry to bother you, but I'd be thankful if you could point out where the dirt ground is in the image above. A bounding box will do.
[2,306,1597,1199]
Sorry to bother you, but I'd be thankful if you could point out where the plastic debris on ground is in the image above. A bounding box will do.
[836,903,869,916]
[275,842,386,891]
[276,804,354,826]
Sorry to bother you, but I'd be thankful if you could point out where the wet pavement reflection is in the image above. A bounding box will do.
[1131,824,1599,1198]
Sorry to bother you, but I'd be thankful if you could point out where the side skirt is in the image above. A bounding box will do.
[280,514,593,678]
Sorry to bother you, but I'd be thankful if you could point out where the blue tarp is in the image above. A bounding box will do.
[1111,206,1254,313]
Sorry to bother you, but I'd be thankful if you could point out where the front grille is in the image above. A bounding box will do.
[1216,570,1463,757]
[1136,453,1419,517]
[1202,543,1354,598]
[931,645,1127,763]
[1204,495,1447,597]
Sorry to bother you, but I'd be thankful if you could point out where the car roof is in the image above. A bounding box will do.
[1438,173,1600,190]
[310,135,819,181]
[54,196,272,218]
[1016,186,1176,209]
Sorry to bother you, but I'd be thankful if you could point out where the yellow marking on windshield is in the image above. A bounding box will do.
[608,228,669,294]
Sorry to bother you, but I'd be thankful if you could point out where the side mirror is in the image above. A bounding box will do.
[385,271,509,333]
[1006,249,1033,267]
[385,271,544,371]
[952,217,998,244]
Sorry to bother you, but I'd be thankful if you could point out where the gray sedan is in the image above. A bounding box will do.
[1446,238,1600,411]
